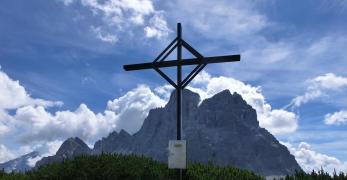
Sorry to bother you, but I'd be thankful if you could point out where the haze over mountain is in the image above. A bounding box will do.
[34,89,302,176]
[0,151,39,173]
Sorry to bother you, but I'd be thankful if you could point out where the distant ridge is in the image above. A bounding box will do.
[0,151,39,172]
[36,137,91,167]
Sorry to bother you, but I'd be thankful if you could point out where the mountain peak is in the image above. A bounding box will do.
[166,89,200,108]
[119,129,131,137]
[201,90,248,109]
[36,137,91,167]
[56,137,91,156]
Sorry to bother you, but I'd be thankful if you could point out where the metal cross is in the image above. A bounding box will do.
[124,22,240,141]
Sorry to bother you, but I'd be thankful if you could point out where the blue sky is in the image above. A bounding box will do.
[1,0,347,173]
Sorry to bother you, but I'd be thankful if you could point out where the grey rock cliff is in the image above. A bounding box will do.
[92,89,302,176]
[93,129,132,154]
[36,137,91,167]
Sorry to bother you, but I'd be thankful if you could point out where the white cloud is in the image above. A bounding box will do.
[91,26,118,44]
[62,0,171,43]
[260,109,298,135]
[0,109,12,135]
[11,90,161,144]
[184,71,298,135]
[312,73,347,90]
[13,104,115,144]
[287,73,347,108]
[154,84,174,100]
[0,69,166,146]
[283,142,347,174]
[107,85,166,134]
[144,12,171,39]
[0,144,15,163]
[0,71,62,110]
[325,110,347,125]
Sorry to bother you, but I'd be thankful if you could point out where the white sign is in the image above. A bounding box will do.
[168,140,186,169]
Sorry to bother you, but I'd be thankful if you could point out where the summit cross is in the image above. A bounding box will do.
[124,24,240,178]
[124,23,241,142]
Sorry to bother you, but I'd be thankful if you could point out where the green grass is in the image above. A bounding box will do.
[0,154,263,180]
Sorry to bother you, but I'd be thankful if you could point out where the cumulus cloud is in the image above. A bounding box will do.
[260,109,298,135]
[155,71,298,135]
[9,85,166,144]
[154,84,174,100]
[283,142,347,174]
[312,73,347,90]
[0,71,62,110]
[325,110,347,125]
[0,109,12,135]
[0,144,15,163]
[61,0,171,43]
[144,12,171,39]
[0,69,166,164]
[13,104,114,144]
[107,85,166,134]
[286,73,347,109]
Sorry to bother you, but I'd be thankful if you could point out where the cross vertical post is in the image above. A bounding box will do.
[176,23,183,180]
[177,23,182,141]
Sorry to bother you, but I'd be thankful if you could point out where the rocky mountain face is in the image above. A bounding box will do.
[36,137,91,167]
[92,89,302,176]
[0,151,39,172]
[31,89,301,176]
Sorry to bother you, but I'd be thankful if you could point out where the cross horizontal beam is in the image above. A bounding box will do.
[123,55,240,71]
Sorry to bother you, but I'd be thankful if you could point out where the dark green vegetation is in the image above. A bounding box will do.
[0,154,263,180]
[1,154,346,180]
[283,169,347,180]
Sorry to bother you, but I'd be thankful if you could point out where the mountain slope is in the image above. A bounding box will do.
[36,137,91,167]
[0,151,39,172]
